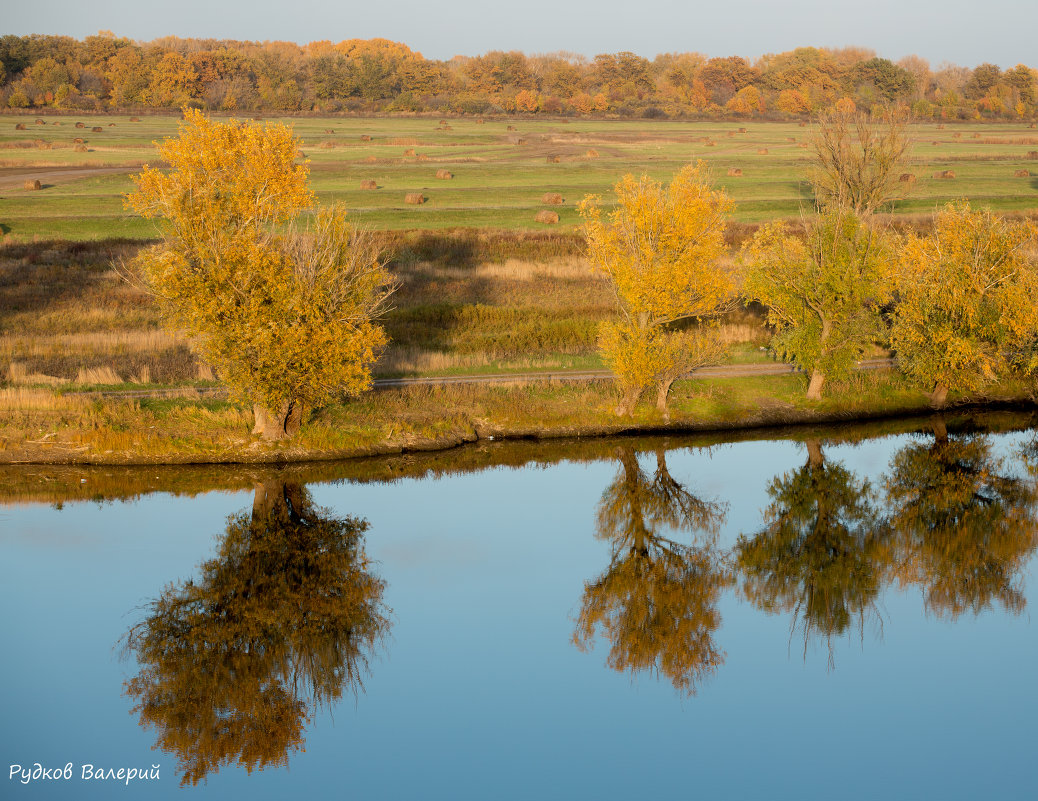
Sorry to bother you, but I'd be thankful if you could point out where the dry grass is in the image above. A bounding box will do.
[76,365,122,385]
[8,362,68,386]
[0,387,84,411]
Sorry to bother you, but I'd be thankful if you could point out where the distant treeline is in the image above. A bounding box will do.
[1,32,1035,120]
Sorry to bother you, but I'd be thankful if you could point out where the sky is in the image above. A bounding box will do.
[3,0,1036,69]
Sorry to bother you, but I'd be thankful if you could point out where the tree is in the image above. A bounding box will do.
[889,203,1038,406]
[125,110,396,439]
[579,163,735,417]
[123,481,389,785]
[573,445,731,694]
[734,440,891,667]
[809,108,912,216]
[742,208,891,399]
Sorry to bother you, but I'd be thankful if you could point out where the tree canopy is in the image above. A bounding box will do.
[579,163,734,416]
[126,110,395,438]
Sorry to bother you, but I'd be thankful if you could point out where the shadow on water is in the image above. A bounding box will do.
[121,481,390,786]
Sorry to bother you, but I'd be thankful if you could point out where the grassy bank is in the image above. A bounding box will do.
[2,368,1035,465]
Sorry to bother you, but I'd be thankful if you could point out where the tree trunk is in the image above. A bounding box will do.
[930,416,949,445]
[655,378,675,421]
[615,386,642,417]
[806,370,825,400]
[252,400,305,440]
[929,383,949,407]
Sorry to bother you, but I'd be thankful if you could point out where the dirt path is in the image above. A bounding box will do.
[0,165,136,190]
[71,358,895,399]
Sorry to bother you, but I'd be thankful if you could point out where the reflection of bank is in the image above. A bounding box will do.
[884,419,1038,618]
[574,445,732,695]
[123,481,390,786]
[734,439,891,668]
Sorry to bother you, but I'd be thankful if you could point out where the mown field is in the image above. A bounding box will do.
[1,114,1037,238]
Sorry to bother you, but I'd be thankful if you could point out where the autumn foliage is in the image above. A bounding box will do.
[580,163,734,416]
[126,110,395,438]
[889,203,1038,405]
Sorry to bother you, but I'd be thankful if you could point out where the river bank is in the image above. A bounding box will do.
[2,369,1035,465]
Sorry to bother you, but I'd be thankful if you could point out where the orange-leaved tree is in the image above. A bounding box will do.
[579,163,735,417]
[889,202,1038,406]
[125,110,395,439]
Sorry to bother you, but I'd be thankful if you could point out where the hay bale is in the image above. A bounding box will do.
[91,126,103,132]
[75,122,85,128]
[727,168,743,177]
[1014,169,1030,177]
[932,141,939,145]
[417,153,429,161]
[324,129,334,134]
[320,141,336,148]
[108,122,115,127]
[757,148,769,155]
[541,192,564,205]
[585,148,599,158]
[899,173,915,182]
[738,127,747,133]
[23,179,42,190]
[14,123,25,130]
[435,169,453,179]
[439,120,447,125]
[74,145,88,153]
[704,140,715,147]
[73,137,84,143]
[442,125,453,131]
[365,155,377,162]
[786,137,796,142]
[360,134,372,141]
[726,131,735,137]
[405,193,425,204]
[937,123,945,129]
[506,125,516,131]
[360,179,377,189]
[933,170,956,179]
[404,148,415,156]
[129,117,141,122]
[1030,123,1037,129]
[35,118,45,125]
[547,155,560,163]
[52,121,60,125]
[534,210,559,224]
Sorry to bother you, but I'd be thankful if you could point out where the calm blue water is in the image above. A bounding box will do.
[2,421,1036,799]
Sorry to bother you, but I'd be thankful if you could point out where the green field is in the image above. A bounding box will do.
[1,114,1037,239]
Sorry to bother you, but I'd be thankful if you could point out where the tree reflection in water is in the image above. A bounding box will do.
[734,440,891,668]
[123,481,390,785]
[884,419,1038,618]
[574,445,732,694]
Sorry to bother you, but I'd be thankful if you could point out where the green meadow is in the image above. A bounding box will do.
[1,114,1037,239]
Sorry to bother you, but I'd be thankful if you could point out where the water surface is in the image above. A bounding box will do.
[2,412,1036,799]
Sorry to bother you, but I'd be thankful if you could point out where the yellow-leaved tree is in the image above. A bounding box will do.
[889,203,1038,406]
[579,163,735,417]
[125,110,395,439]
